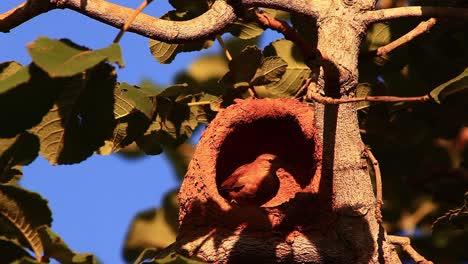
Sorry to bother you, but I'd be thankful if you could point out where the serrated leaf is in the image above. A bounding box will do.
[363,22,392,66]
[150,39,179,64]
[251,56,287,85]
[0,184,52,260]
[230,46,263,83]
[0,132,39,183]
[227,8,274,40]
[0,62,30,94]
[168,0,212,15]
[114,82,157,119]
[28,37,123,77]
[430,68,468,104]
[137,84,210,152]
[149,11,214,64]
[99,113,151,155]
[37,226,98,264]
[31,63,116,165]
[0,64,62,138]
[228,20,264,40]
[257,39,311,98]
[220,46,262,91]
[356,83,373,110]
[123,190,178,262]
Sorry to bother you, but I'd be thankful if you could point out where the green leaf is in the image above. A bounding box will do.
[220,46,262,90]
[37,226,98,264]
[185,55,229,85]
[356,83,373,110]
[168,0,212,15]
[137,84,210,153]
[251,56,287,85]
[0,132,39,183]
[231,46,263,83]
[123,190,178,262]
[28,37,123,77]
[227,8,267,40]
[31,63,116,165]
[0,62,30,94]
[0,184,52,260]
[430,68,468,104]
[0,64,62,138]
[362,22,392,67]
[114,82,158,120]
[149,11,214,64]
[258,39,311,98]
[99,81,164,155]
[99,113,151,155]
[149,252,206,264]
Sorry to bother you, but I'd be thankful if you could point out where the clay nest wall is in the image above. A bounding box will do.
[176,98,337,262]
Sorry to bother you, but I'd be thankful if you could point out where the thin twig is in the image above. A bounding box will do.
[373,18,437,57]
[399,200,438,234]
[216,35,232,61]
[187,101,211,106]
[114,0,153,43]
[306,91,432,105]
[364,148,383,223]
[363,6,468,24]
[387,235,434,264]
[254,11,320,62]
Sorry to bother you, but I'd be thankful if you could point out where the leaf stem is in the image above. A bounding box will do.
[216,35,232,61]
[113,0,153,43]
[187,101,211,106]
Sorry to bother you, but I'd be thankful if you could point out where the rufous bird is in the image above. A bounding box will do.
[220,153,281,206]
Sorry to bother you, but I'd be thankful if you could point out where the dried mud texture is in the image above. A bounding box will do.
[175,98,357,263]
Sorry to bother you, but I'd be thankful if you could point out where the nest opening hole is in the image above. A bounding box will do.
[215,115,317,206]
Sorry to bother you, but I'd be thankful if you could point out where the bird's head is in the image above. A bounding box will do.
[255,153,281,169]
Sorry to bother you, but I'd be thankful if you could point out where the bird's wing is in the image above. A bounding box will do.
[220,166,250,191]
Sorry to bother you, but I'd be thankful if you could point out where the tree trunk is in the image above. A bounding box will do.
[174,1,403,263]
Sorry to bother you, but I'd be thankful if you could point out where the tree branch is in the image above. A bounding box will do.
[0,0,54,32]
[387,235,434,264]
[364,148,383,223]
[254,11,318,61]
[1,0,237,42]
[363,6,468,24]
[372,18,437,57]
[1,0,324,42]
[306,91,432,105]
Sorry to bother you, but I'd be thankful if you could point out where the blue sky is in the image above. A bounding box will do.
[1,1,209,263]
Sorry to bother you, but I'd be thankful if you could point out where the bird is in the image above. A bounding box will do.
[220,153,281,206]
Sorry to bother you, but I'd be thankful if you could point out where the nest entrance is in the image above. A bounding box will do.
[215,113,318,207]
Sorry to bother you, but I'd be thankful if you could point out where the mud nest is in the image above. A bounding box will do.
[178,98,329,233]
